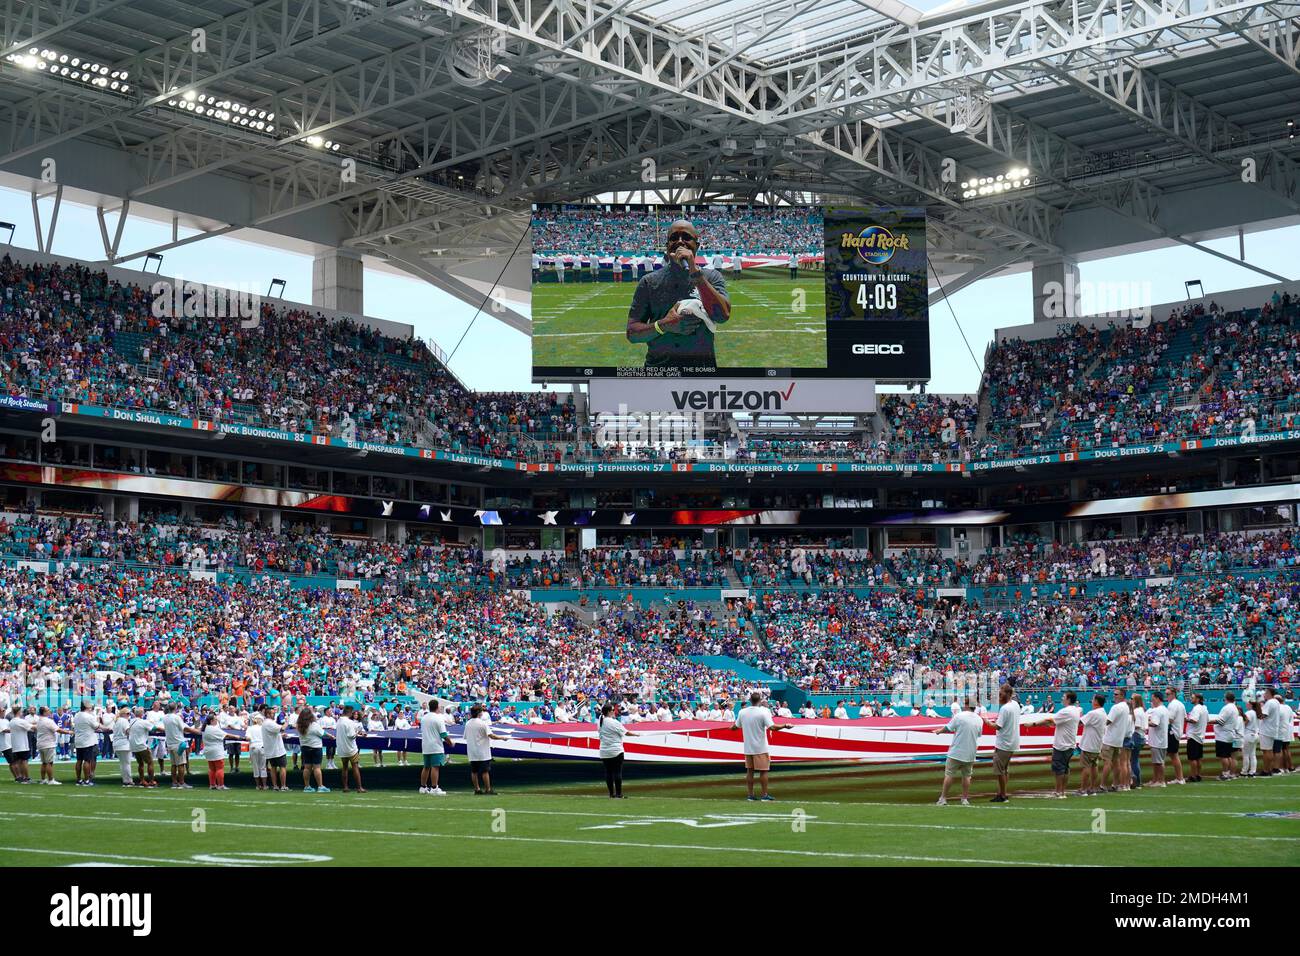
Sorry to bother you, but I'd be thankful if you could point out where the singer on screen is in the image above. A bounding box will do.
[626,219,731,368]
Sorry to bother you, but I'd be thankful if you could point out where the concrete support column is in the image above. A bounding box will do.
[1031,255,1081,323]
[311,249,364,314]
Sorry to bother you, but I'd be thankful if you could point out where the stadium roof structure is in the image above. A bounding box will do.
[0,0,1295,331]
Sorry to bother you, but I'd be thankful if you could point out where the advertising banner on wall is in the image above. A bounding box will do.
[587,378,876,414]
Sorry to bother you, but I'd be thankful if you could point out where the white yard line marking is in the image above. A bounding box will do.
[0,809,1086,867]
[0,846,240,866]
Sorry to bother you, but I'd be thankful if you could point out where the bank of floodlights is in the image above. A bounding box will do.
[960,167,1034,199]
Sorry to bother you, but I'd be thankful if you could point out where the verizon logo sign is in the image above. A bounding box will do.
[588,378,876,414]
[671,383,796,411]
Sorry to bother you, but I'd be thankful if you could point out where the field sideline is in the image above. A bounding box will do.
[3,757,1297,867]
[532,270,827,369]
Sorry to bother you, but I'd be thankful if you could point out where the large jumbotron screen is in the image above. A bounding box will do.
[529,203,930,381]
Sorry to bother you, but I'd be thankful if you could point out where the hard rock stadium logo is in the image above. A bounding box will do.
[840,225,909,265]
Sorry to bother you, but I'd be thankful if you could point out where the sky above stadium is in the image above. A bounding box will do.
[2,185,1296,397]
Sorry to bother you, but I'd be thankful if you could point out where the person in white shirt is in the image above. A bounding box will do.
[1185,694,1209,782]
[1164,687,1188,785]
[554,702,572,723]
[858,701,874,718]
[1145,692,1170,787]
[162,703,198,789]
[0,711,13,783]
[418,700,452,795]
[247,713,268,790]
[34,706,66,784]
[655,703,672,722]
[260,705,289,792]
[71,701,109,787]
[146,704,167,771]
[1259,687,1281,775]
[1242,701,1260,778]
[777,702,794,719]
[1280,695,1296,773]
[991,684,1020,803]
[598,702,643,798]
[729,691,794,802]
[1127,695,1148,787]
[127,707,159,788]
[676,703,693,721]
[465,703,508,795]
[335,704,367,794]
[201,715,236,790]
[1027,691,1083,799]
[393,711,412,767]
[367,711,388,767]
[111,707,134,786]
[296,706,330,793]
[319,710,337,770]
[1209,692,1241,780]
[1102,690,1133,791]
[880,704,897,717]
[833,701,849,720]
[218,705,243,775]
[1077,694,1108,796]
[7,708,33,783]
[933,698,983,806]
[694,704,709,721]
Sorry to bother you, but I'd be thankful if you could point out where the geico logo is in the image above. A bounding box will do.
[852,343,904,354]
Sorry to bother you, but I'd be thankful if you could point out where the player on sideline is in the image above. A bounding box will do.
[990,684,1020,803]
[730,691,794,802]
[1164,686,1187,785]
[933,698,982,805]
[1077,694,1107,796]
[419,700,452,795]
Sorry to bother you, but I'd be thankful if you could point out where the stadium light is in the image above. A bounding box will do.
[163,87,275,137]
[0,222,14,245]
[6,45,130,94]
[961,166,1034,199]
[144,253,163,274]
[1185,279,1204,300]
[267,278,286,299]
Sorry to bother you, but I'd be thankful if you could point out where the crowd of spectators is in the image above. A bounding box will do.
[530,206,822,256]
[2,254,1298,469]
[741,573,1299,692]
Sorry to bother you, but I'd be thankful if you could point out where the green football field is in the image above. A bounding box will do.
[2,757,1297,867]
[532,269,827,369]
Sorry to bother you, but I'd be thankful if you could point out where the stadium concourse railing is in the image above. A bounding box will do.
[8,388,1300,476]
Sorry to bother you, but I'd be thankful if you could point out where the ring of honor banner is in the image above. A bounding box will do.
[824,205,931,381]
